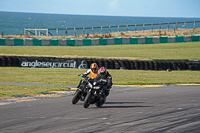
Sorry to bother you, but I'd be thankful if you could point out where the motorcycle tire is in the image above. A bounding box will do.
[95,97,105,108]
[83,92,92,108]
[72,89,81,104]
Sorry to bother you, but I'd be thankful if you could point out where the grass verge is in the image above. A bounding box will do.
[1,67,200,84]
[1,67,200,96]
[0,42,200,60]
[0,85,69,97]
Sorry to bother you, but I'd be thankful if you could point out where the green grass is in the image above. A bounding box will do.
[0,85,68,97]
[1,67,200,96]
[0,42,200,60]
[1,67,200,85]
[111,70,200,85]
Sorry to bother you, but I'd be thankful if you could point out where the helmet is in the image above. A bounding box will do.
[90,63,98,73]
[99,66,107,77]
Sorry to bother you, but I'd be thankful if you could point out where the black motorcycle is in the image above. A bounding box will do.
[83,79,107,108]
[72,74,92,104]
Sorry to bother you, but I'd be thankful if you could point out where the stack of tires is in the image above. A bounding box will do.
[152,60,189,71]
[84,58,198,71]
[0,56,200,70]
[0,56,21,67]
[187,60,200,70]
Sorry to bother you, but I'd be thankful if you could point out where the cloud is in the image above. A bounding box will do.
[108,0,119,10]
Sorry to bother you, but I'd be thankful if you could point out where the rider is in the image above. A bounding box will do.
[77,63,99,88]
[94,66,112,97]
[83,63,99,80]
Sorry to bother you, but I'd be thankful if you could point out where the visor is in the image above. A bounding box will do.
[91,68,96,72]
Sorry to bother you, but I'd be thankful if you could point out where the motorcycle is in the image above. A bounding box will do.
[72,74,92,104]
[83,79,107,108]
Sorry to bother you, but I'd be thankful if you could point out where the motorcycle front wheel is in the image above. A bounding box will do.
[95,96,105,108]
[83,92,92,108]
[72,89,81,104]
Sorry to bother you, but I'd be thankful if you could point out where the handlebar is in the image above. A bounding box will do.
[78,74,89,80]
[78,74,85,77]
[99,79,107,83]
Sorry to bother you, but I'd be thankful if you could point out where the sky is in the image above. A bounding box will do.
[0,0,200,18]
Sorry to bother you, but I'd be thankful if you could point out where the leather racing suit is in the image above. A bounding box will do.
[94,71,112,96]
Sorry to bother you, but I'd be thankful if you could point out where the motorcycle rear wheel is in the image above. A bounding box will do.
[83,92,92,108]
[72,89,81,104]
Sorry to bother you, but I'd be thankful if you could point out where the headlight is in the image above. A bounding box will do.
[93,86,100,90]
[88,83,92,88]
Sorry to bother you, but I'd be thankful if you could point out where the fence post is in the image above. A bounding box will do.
[126,25,128,32]
[35,29,37,36]
[101,26,103,34]
[168,23,169,31]
[74,28,76,36]
[176,22,178,29]
[159,23,161,30]
[28,30,30,36]
[83,27,85,35]
[56,28,58,36]
[109,26,111,34]
[143,24,145,32]
[193,21,195,29]
[39,31,41,36]
[118,25,119,32]
[135,24,137,33]
[151,24,153,31]
[92,27,94,35]
[65,28,68,36]
[24,28,26,35]
[184,22,186,29]
[46,29,48,36]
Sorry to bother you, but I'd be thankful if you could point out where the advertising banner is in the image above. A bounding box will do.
[20,58,88,69]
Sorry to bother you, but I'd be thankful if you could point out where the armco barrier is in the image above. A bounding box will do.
[0,35,200,46]
[0,56,200,70]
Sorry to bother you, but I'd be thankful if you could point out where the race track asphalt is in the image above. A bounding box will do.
[0,85,200,133]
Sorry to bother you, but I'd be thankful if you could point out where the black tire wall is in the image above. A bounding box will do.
[0,56,199,71]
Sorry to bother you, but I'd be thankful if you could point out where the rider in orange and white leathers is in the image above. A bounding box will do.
[83,63,99,80]
[77,63,99,88]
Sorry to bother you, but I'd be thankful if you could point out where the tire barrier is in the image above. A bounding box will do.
[0,35,200,46]
[0,56,200,71]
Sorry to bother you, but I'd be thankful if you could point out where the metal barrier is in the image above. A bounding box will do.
[1,35,200,46]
